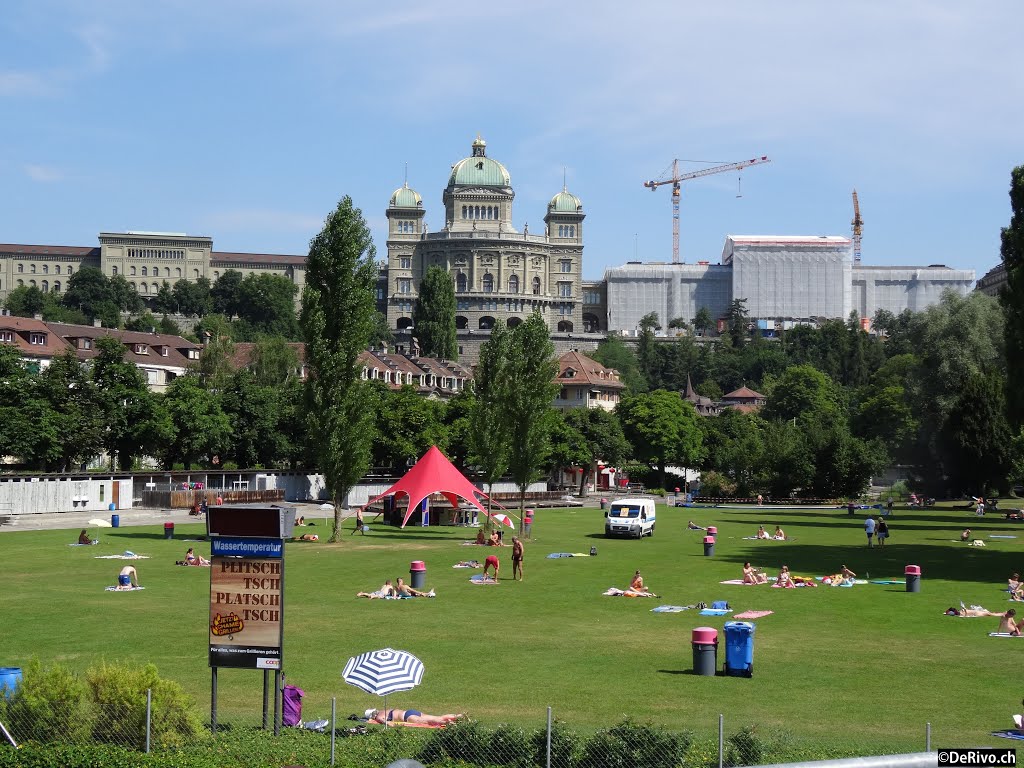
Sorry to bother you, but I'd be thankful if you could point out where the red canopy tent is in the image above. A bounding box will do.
[362,446,498,529]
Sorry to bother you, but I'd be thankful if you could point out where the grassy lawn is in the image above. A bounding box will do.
[2,501,1021,752]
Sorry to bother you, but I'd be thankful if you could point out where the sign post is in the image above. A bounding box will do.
[207,505,295,735]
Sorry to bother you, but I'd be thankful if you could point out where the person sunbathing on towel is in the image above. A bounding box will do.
[828,564,857,586]
[366,708,462,726]
[395,577,435,598]
[960,528,972,542]
[742,562,768,584]
[184,547,210,566]
[1009,573,1021,593]
[776,565,794,588]
[475,529,486,546]
[78,529,93,545]
[356,581,396,599]
[945,605,1001,617]
[456,560,481,568]
[755,526,770,540]
[998,609,1021,635]
[116,565,140,590]
[629,570,650,593]
[294,533,319,541]
[687,521,705,530]
[773,526,787,540]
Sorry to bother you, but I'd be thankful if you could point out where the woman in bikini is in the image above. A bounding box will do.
[776,565,794,588]
[367,708,462,726]
[997,609,1021,636]
[184,547,210,566]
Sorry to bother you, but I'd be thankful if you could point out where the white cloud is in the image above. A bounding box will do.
[24,164,63,182]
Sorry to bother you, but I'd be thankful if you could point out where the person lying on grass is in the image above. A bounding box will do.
[687,521,705,530]
[997,609,1021,636]
[184,547,210,566]
[395,577,435,598]
[827,565,857,586]
[366,708,462,726]
[356,581,396,599]
[742,562,769,584]
[945,605,1002,617]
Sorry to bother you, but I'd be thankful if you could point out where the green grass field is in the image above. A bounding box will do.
[2,501,1021,752]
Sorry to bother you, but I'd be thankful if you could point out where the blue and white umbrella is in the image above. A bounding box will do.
[342,648,424,724]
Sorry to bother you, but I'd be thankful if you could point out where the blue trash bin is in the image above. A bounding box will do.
[0,667,22,698]
[111,514,120,528]
[723,621,756,677]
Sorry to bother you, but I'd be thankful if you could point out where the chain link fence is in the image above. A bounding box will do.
[1,685,936,768]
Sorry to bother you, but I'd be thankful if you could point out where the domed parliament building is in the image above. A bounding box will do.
[384,137,592,338]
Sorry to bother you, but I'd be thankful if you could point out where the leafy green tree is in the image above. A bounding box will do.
[36,351,104,471]
[726,298,749,348]
[617,390,703,489]
[153,282,175,314]
[300,195,380,540]
[668,317,688,331]
[564,407,631,495]
[412,266,458,359]
[62,267,119,325]
[221,370,286,468]
[1001,165,1024,426]
[4,285,45,316]
[504,313,561,524]
[90,337,172,470]
[758,420,814,498]
[211,270,245,317]
[941,371,1013,495]
[194,315,236,390]
[237,273,299,338]
[590,334,645,393]
[373,386,448,471]
[110,274,144,313]
[160,375,232,469]
[701,409,764,496]
[635,312,659,388]
[173,277,212,317]
[762,365,843,424]
[0,345,59,467]
[468,325,512,513]
[692,306,714,336]
[854,385,917,462]
[545,410,590,482]
[249,335,300,388]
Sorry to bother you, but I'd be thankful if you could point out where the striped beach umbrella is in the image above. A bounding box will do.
[342,648,424,697]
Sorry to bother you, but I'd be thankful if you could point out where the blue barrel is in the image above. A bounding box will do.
[723,621,756,677]
[111,514,120,528]
[0,667,22,698]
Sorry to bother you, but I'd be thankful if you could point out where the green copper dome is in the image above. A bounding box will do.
[448,137,511,187]
[548,190,582,213]
[390,183,422,208]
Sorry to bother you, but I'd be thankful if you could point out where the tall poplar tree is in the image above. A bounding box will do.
[468,324,511,520]
[300,196,380,541]
[504,313,560,527]
[412,266,458,360]
[1001,165,1024,426]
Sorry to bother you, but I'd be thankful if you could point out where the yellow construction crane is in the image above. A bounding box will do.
[851,189,863,264]
[644,155,770,263]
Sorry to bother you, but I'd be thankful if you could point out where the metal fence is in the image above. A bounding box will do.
[0,692,939,768]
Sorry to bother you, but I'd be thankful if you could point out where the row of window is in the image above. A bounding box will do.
[556,225,577,238]
[15,280,61,292]
[361,366,465,391]
[112,266,201,279]
[394,221,418,234]
[127,248,185,260]
[16,264,73,275]
[461,205,499,220]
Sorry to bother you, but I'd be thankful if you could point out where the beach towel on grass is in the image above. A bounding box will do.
[651,605,689,613]
[68,541,100,546]
[105,586,145,592]
[989,633,1024,637]
[470,575,498,585]
[603,587,657,597]
[699,609,732,616]
[95,553,149,560]
[452,562,480,568]
[547,553,590,558]
[734,610,774,619]
[870,580,905,585]
[992,730,1024,741]
[990,535,1018,539]
[719,579,749,585]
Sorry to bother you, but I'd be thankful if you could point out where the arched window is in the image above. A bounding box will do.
[583,313,600,333]
[532,276,541,295]
[397,317,413,330]
[130,266,136,276]
[482,273,493,292]
[461,205,467,219]
[142,267,148,276]
[508,274,519,293]
[112,266,118,276]
[29,280,36,287]
[164,267,170,277]
[16,279,23,287]
[55,265,61,275]
[507,317,522,328]
[570,225,576,237]
[152,283,158,294]
[17,264,23,273]
[139,283,148,294]
[41,280,49,292]
[67,267,73,275]
[43,265,49,274]
[53,281,61,293]
[194,269,199,278]
[558,320,574,332]
[30,264,36,273]
[456,315,468,330]
[479,316,495,330]
[456,272,467,292]
[176,268,182,277]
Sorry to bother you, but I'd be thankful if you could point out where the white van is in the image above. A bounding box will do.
[604,498,656,539]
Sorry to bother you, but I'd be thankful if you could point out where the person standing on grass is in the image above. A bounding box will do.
[885,497,894,517]
[352,507,365,535]
[876,517,889,547]
[864,515,876,547]
[511,536,524,581]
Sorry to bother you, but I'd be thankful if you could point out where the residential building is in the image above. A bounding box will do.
[553,350,624,411]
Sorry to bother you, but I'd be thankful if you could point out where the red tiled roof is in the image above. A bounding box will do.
[723,386,765,400]
[0,244,100,258]
[0,315,72,359]
[556,350,624,389]
[44,322,201,369]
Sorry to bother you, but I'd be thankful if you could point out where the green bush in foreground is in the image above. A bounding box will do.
[0,659,89,744]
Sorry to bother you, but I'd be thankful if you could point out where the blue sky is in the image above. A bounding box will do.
[2,1,1021,280]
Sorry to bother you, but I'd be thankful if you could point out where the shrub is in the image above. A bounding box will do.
[2,659,89,745]
[85,661,204,750]
[578,719,691,768]
[531,721,581,768]
[697,471,736,498]
[723,725,763,767]
[488,723,532,768]
[889,480,910,501]
[418,718,488,765]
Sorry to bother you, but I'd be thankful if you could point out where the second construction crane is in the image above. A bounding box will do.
[644,155,770,263]
[851,189,863,264]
